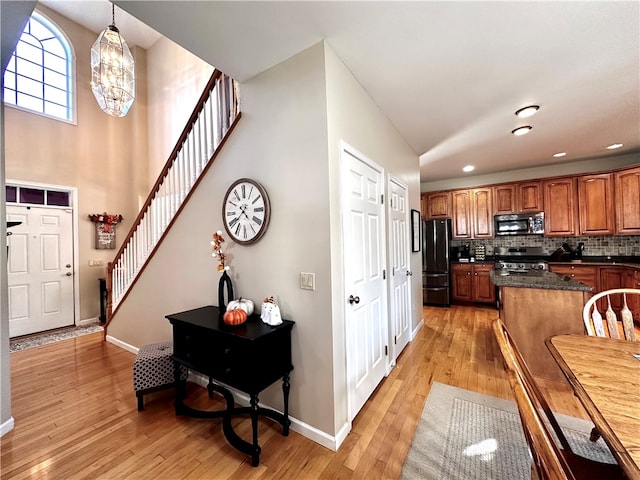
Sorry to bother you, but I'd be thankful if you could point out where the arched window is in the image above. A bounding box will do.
[3,11,74,122]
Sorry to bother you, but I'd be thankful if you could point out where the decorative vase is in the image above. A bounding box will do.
[218,271,234,311]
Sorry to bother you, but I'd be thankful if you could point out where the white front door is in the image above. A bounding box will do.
[341,143,388,421]
[7,206,75,337]
[388,177,411,361]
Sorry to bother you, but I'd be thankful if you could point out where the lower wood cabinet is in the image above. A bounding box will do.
[451,263,495,304]
[549,264,600,292]
[550,264,639,324]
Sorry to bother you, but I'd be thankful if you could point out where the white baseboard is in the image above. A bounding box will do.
[78,317,100,326]
[105,335,139,355]
[0,416,15,437]
[411,317,424,341]
[188,371,345,451]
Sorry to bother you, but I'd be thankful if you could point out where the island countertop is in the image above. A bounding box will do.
[490,270,593,292]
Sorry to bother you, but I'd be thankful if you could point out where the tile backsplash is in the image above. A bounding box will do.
[451,235,640,257]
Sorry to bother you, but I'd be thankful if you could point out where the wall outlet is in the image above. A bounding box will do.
[89,259,104,267]
[300,272,315,291]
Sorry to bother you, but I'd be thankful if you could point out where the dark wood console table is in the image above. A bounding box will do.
[166,305,294,466]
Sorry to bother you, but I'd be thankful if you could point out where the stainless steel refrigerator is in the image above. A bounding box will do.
[422,218,451,306]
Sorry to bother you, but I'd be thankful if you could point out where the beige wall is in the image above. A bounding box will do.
[4,4,149,322]
[323,44,421,434]
[108,42,334,435]
[146,37,214,187]
[421,152,640,192]
[107,41,422,447]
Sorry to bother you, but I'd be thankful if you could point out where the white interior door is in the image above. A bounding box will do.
[388,177,411,361]
[7,206,75,337]
[341,143,388,421]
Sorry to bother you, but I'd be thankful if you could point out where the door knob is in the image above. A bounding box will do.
[406,270,413,276]
[66,264,71,268]
[66,272,72,276]
[348,295,360,305]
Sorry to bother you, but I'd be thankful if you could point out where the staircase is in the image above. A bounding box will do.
[105,70,240,333]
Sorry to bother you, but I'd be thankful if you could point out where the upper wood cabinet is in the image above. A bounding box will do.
[518,181,544,212]
[493,184,516,214]
[614,166,640,234]
[544,177,578,236]
[424,191,451,219]
[471,188,493,238]
[452,190,472,238]
[578,173,615,235]
[493,181,543,214]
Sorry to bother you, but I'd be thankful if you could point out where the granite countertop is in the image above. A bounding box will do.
[547,256,640,268]
[490,270,593,292]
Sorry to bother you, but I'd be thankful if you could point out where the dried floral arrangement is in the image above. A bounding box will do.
[211,230,230,271]
[88,213,123,225]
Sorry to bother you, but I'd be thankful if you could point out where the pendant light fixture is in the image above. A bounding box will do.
[90,3,135,117]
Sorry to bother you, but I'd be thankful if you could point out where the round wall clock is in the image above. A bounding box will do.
[222,178,271,245]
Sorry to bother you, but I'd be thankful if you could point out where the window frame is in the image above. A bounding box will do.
[3,10,77,125]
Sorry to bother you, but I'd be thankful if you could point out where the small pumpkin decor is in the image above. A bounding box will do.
[223,307,248,326]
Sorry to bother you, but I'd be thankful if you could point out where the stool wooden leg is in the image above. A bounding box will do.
[137,391,144,411]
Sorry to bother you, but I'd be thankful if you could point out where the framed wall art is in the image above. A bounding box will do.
[411,209,421,252]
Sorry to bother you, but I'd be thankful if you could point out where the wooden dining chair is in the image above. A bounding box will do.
[492,319,625,480]
[582,288,639,341]
[582,287,639,442]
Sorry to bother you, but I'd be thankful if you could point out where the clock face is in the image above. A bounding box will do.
[222,178,271,245]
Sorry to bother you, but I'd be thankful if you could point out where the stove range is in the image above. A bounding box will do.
[493,246,549,274]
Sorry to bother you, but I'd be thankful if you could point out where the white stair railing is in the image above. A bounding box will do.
[107,71,240,319]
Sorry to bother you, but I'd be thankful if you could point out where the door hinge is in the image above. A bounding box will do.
[385,345,388,356]
[383,269,386,279]
[381,194,384,204]
[394,335,397,345]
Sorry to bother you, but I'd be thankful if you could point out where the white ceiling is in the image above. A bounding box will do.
[39,1,640,183]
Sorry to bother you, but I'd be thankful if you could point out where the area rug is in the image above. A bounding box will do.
[9,324,104,352]
[400,382,615,480]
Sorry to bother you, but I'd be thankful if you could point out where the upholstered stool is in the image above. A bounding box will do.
[133,341,188,411]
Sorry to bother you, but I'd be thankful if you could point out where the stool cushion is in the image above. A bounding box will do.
[133,341,187,392]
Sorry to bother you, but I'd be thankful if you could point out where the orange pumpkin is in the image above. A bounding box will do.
[223,308,248,326]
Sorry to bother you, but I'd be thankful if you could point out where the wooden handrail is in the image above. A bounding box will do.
[103,70,240,337]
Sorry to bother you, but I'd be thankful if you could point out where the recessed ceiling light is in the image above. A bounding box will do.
[515,105,540,118]
[511,126,532,136]
[463,165,475,173]
[606,143,623,150]
[553,152,567,158]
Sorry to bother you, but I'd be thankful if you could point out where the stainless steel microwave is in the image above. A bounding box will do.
[494,212,545,236]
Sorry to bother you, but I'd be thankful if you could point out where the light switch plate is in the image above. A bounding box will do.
[300,272,315,291]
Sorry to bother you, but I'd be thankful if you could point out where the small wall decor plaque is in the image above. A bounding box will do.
[89,213,123,249]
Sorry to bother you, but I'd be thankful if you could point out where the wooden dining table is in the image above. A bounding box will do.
[546,334,640,480]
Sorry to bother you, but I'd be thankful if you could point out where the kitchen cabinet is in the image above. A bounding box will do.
[614,166,640,234]
[424,191,451,219]
[518,181,544,212]
[451,262,495,304]
[472,264,496,303]
[627,267,640,325]
[452,190,472,238]
[578,173,615,235]
[493,184,516,214]
[600,266,626,312]
[452,263,473,301]
[493,181,543,214]
[472,188,493,238]
[544,177,578,236]
[451,188,493,239]
[549,264,600,292]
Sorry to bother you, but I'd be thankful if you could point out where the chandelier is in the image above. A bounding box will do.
[90,4,135,117]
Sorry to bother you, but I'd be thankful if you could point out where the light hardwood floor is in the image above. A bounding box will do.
[1,305,587,479]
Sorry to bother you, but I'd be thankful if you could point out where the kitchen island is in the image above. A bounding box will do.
[492,271,592,382]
